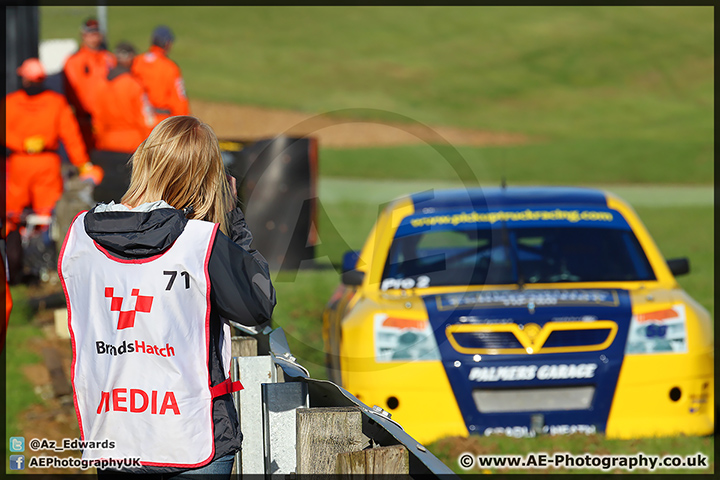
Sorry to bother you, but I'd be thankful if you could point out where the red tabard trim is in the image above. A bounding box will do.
[93,239,170,264]
[58,210,87,441]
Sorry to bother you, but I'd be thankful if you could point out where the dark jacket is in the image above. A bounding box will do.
[83,203,276,474]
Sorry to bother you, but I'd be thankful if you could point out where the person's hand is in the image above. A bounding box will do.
[79,162,104,186]
[227,174,237,205]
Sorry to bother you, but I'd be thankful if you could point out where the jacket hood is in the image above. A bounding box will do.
[84,201,188,258]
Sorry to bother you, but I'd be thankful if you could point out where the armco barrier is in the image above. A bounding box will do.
[229,323,456,478]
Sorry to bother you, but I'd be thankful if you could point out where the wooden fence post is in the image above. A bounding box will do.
[231,335,257,357]
[336,445,410,476]
[296,407,368,474]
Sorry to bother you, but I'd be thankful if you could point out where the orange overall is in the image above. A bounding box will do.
[5,89,90,232]
[93,69,155,153]
[63,46,117,150]
[132,45,189,123]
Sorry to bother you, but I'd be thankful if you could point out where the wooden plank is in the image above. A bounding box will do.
[336,445,409,476]
[296,407,366,474]
[42,346,72,397]
[336,449,366,475]
[369,445,409,475]
[54,309,70,339]
[231,335,257,357]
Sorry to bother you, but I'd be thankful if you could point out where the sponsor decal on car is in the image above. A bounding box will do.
[483,424,597,437]
[457,316,515,324]
[626,304,687,354]
[436,289,620,311]
[468,363,598,382]
[551,315,598,322]
[408,209,615,228]
[374,313,440,362]
[381,275,430,291]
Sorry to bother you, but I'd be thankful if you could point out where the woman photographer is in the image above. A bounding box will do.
[60,116,275,478]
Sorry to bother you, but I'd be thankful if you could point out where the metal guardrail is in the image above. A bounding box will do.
[229,322,457,478]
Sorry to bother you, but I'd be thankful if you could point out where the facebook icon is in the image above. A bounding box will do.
[9,455,25,470]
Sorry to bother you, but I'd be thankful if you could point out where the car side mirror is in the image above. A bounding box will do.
[342,269,365,286]
[342,250,360,273]
[666,257,690,277]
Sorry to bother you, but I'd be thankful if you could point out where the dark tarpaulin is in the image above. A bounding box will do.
[5,4,39,95]
[222,136,318,271]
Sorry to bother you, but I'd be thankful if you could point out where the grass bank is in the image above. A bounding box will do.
[39,7,712,136]
[4,286,45,465]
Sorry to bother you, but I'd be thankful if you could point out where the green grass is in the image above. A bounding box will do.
[271,268,339,379]
[40,8,712,150]
[319,140,713,184]
[269,196,387,379]
[637,205,714,318]
[4,286,45,468]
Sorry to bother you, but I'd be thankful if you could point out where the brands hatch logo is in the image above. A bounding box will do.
[105,287,153,330]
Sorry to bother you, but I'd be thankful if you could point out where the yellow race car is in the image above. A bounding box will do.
[322,187,713,445]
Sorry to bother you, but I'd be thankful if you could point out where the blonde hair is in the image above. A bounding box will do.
[122,116,235,234]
